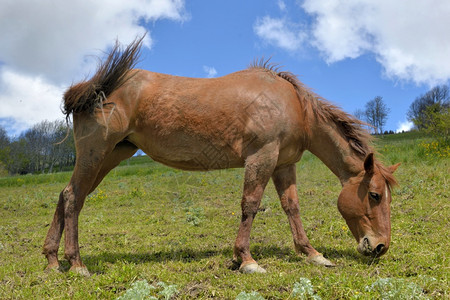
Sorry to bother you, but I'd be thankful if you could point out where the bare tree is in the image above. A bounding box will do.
[353,109,365,121]
[365,96,390,134]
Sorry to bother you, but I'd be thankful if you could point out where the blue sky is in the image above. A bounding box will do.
[1,0,449,136]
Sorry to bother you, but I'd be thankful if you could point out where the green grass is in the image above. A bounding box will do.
[0,132,448,299]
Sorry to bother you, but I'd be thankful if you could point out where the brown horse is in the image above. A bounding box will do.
[43,37,399,275]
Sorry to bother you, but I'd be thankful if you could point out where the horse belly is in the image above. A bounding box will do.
[129,132,245,171]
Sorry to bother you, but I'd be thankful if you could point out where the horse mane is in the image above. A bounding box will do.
[62,36,144,119]
[250,59,372,156]
[249,59,397,187]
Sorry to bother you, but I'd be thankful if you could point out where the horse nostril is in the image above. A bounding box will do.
[375,243,385,255]
[363,237,370,246]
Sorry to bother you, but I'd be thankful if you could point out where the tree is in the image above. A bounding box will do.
[408,85,450,130]
[6,138,30,174]
[0,126,9,155]
[365,96,390,134]
[2,120,75,175]
[353,109,365,121]
[0,126,10,175]
[420,104,450,145]
[48,120,76,172]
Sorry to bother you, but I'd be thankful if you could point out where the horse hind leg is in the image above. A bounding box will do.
[42,191,65,272]
[271,164,335,267]
[233,142,278,273]
[65,141,138,276]
[87,140,138,194]
[42,154,102,275]
[42,140,137,275]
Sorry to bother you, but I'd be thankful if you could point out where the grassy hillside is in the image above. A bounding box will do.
[0,132,448,299]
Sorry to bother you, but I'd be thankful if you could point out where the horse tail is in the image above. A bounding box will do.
[62,35,144,119]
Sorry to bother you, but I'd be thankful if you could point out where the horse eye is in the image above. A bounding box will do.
[369,192,381,202]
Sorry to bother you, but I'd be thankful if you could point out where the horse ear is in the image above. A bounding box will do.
[389,163,401,174]
[364,153,375,174]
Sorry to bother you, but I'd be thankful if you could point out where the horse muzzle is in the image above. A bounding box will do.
[357,236,389,257]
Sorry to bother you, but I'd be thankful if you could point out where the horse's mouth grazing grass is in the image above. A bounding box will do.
[358,237,387,257]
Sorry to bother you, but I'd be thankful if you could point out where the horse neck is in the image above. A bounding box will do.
[306,121,364,184]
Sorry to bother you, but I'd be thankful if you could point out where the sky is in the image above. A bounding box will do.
[1,0,450,137]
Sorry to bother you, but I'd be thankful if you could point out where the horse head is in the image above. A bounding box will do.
[338,153,400,257]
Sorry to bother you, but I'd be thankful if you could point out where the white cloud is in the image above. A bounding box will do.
[277,0,287,12]
[396,120,414,133]
[301,0,450,86]
[0,68,65,134]
[0,0,186,135]
[203,66,217,78]
[254,16,306,52]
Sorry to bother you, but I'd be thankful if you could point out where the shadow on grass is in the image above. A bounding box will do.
[81,244,378,273]
[83,245,292,265]
[253,244,380,266]
[84,247,232,266]
[315,246,383,265]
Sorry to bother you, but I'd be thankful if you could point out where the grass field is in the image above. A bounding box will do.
[0,132,448,299]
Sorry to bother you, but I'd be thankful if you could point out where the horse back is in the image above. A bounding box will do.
[83,69,307,170]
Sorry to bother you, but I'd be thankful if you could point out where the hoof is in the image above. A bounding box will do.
[69,266,91,277]
[45,264,62,273]
[239,262,267,274]
[307,254,336,267]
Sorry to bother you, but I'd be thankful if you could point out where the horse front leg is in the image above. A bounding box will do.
[233,143,278,273]
[272,164,335,267]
